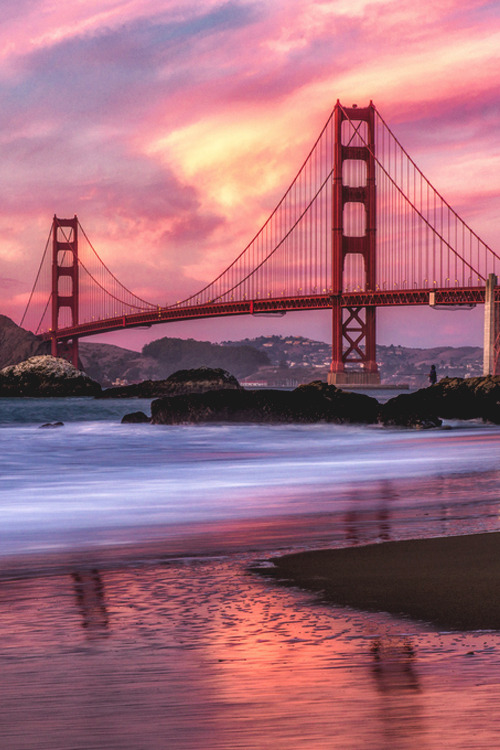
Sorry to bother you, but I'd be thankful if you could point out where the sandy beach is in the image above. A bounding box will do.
[266,531,500,631]
[1,540,500,750]
[3,537,500,749]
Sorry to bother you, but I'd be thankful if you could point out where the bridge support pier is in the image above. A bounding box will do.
[327,101,380,387]
[483,273,499,376]
[51,215,79,369]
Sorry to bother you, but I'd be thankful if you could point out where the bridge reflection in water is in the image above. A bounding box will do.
[72,570,109,638]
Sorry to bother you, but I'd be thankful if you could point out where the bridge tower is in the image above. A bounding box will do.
[51,215,79,368]
[328,102,380,386]
[483,273,500,376]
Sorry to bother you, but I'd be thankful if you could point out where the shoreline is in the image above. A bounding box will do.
[5,528,500,633]
[262,531,500,631]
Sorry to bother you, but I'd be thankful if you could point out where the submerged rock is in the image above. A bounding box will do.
[150,380,380,426]
[121,411,151,424]
[100,366,241,398]
[0,355,101,397]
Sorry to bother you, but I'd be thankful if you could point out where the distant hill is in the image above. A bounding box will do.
[78,342,162,385]
[375,343,483,386]
[0,316,484,388]
[225,335,483,388]
[141,337,270,380]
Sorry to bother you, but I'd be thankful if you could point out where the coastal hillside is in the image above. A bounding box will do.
[0,315,483,387]
[78,342,163,385]
[225,335,483,388]
[0,317,270,385]
[141,337,270,380]
[0,314,49,368]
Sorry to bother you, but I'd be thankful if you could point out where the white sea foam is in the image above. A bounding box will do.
[1,398,499,556]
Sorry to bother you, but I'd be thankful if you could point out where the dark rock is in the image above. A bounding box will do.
[379,390,442,428]
[143,373,500,428]
[429,376,500,423]
[294,381,380,424]
[121,411,151,424]
[39,421,64,428]
[166,367,241,390]
[98,379,174,399]
[99,367,242,398]
[0,355,101,397]
[150,380,380,425]
[379,376,500,426]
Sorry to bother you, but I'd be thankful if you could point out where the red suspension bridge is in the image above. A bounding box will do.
[21,101,500,382]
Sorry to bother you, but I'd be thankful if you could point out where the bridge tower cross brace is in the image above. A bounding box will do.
[328,102,380,386]
[51,215,79,368]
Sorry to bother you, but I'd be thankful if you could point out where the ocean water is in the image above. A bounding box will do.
[2,396,500,749]
[1,396,499,560]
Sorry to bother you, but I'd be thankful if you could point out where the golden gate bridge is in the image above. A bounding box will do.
[21,101,500,383]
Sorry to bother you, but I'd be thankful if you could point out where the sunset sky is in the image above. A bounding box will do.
[1,0,499,350]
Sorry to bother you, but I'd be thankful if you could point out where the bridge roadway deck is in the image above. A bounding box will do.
[43,287,490,342]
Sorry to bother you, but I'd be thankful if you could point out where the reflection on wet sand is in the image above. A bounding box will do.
[1,556,500,749]
[344,480,396,545]
[0,467,500,749]
[72,570,109,637]
[341,471,500,549]
[371,637,427,749]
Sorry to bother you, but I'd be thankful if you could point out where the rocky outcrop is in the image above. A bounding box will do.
[100,367,242,398]
[150,380,380,426]
[379,376,500,426]
[378,391,442,428]
[0,314,49,369]
[124,375,500,429]
[430,376,500,422]
[0,355,101,397]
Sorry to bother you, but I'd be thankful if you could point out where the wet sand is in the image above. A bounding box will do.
[3,544,500,748]
[267,531,500,631]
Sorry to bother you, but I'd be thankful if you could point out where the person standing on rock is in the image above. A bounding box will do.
[428,364,437,386]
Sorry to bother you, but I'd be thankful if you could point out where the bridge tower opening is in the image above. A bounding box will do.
[328,102,380,386]
[51,215,79,368]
